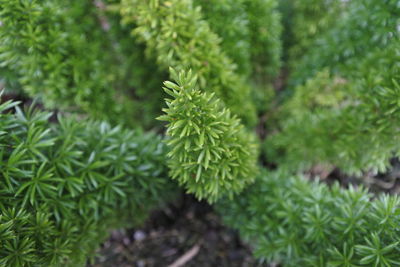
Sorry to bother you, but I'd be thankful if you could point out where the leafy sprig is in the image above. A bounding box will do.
[158,69,258,202]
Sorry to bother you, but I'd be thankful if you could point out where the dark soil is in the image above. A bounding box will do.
[89,195,268,267]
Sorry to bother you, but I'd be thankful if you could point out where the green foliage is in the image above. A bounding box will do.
[0,0,146,126]
[0,0,115,121]
[118,0,257,126]
[244,0,282,83]
[282,69,348,114]
[289,0,400,86]
[1,0,400,266]
[0,95,176,266]
[196,0,282,83]
[194,0,282,113]
[102,0,170,129]
[218,169,400,266]
[195,0,252,78]
[244,0,282,114]
[158,69,258,203]
[284,0,343,70]
[266,21,400,176]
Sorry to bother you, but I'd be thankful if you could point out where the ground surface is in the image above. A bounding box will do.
[90,195,267,267]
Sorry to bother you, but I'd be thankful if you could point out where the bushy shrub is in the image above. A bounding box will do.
[266,6,400,175]
[0,95,176,266]
[282,0,343,71]
[195,0,252,78]
[0,0,169,128]
[219,169,400,267]
[118,0,258,126]
[289,0,400,86]
[1,0,399,266]
[0,0,130,123]
[244,0,282,83]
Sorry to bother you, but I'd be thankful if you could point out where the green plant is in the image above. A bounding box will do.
[1,0,400,266]
[244,0,282,83]
[158,69,258,202]
[289,0,399,86]
[194,0,252,78]
[0,0,170,128]
[218,169,400,267]
[0,0,128,123]
[194,0,283,84]
[284,0,343,71]
[266,24,400,176]
[118,0,258,126]
[0,95,176,266]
